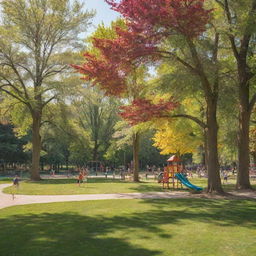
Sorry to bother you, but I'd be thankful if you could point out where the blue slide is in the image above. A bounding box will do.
[175,173,203,191]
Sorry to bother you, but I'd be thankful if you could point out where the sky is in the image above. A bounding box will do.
[84,0,120,34]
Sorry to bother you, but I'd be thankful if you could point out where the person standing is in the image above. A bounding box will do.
[12,175,20,199]
[77,172,84,187]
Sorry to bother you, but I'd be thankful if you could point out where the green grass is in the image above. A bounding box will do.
[3,178,167,195]
[0,198,255,256]
[0,178,12,184]
[3,176,256,195]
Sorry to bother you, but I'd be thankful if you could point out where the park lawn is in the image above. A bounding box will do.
[3,176,256,195]
[0,198,255,256]
[2,177,256,195]
[0,178,12,184]
[2,178,181,195]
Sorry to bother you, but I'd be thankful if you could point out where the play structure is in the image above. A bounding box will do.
[161,155,202,191]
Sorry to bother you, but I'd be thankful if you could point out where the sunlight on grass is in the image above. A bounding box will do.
[0,198,255,256]
[2,177,256,195]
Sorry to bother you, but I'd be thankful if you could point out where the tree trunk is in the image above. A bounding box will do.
[132,132,140,182]
[237,85,252,189]
[3,162,6,173]
[93,141,99,162]
[66,157,69,171]
[31,111,42,181]
[206,99,223,193]
[41,161,44,171]
[203,129,208,171]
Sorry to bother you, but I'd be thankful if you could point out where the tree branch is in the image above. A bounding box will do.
[0,51,31,101]
[16,63,35,82]
[239,0,256,59]
[0,55,32,103]
[161,113,207,129]
[43,65,68,79]
[186,39,213,97]
[157,50,198,75]
[213,33,220,95]
[220,0,240,60]
[0,87,28,106]
[0,75,27,100]
[42,95,56,108]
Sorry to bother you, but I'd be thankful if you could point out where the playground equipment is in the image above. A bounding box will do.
[162,155,203,191]
[162,155,183,189]
[175,173,202,191]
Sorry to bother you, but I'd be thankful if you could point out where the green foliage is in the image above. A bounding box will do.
[0,123,29,163]
[40,102,91,167]
[71,87,121,161]
[0,98,32,137]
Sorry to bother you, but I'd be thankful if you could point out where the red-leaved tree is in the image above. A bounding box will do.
[106,0,211,39]
[103,0,225,193]
[120,98,178,125]
[72,22,178,182]
[72,27,158,96]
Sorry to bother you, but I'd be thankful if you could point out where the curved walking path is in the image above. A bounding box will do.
[0,184,191,210]
[1,183,255,210]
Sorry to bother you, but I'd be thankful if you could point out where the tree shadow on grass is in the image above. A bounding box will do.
[0,198,256,255]
[132,183,189,193]
[140,198,256,228]
[222,183,256,191]
[0,212,162,256]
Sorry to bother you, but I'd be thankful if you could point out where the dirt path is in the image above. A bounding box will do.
[0,184,255,210]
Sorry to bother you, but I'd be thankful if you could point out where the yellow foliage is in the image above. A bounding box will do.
[153,120,201,155]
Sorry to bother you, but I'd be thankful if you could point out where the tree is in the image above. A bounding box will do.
[105,0,225,193]
[72,87,120,162]
[0,123,29,171]
[215,0,256,189]
[39,101,89,170]
[0,0,93,180]
[72,21,155,182]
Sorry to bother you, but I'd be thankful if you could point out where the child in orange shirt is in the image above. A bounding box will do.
[77,172,84,186]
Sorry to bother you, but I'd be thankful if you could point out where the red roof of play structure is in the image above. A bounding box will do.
[167,155,181,162]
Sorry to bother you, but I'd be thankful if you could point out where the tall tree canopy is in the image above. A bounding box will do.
[215,0,256,189]
[72,20,163,181]
[0,0,93,180]
[101,0,228,193]
[72,87,120,162]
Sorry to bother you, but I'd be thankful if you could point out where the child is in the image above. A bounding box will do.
[13,175,19,188]
[77,172,84,186]
[223,171,228,184]
[12,175,19,200]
